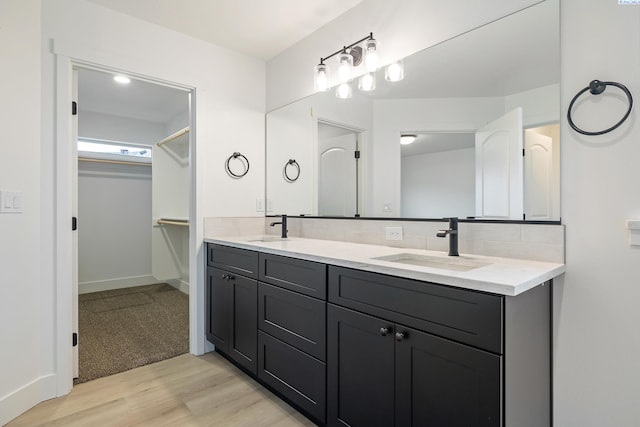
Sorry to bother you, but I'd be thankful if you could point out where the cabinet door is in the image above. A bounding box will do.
[395,326,502,427]
[206,267,230,353]
[327,304,395,427]
[229,272,258,374]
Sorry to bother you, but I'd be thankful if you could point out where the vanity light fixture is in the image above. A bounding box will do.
[314,32,383,97]
[113,75,131,84]
[400,134,417,145]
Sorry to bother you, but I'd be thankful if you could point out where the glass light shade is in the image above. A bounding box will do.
[338,51,353,83]
[336,82,352,99]
[358,72,376,91]
[314,63,330,92]
[400,134,417,145]
[364,38,379,72]
[385,60,404,82]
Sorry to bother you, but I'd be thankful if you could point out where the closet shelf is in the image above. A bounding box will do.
[156,218,189,227]
[79,157,151,167]
[157,127,189,147]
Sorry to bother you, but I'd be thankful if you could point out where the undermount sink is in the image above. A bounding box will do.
[246,237,288,243]
[371,253,491,272]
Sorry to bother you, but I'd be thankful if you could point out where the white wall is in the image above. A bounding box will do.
[79,110,167,145]
[401,147,475,218]
[78,162,153,292]
[555,1,640,425]
[77,111,161,292]
[0,1,46,425]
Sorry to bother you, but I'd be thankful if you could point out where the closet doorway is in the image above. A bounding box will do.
[74,67,191,383]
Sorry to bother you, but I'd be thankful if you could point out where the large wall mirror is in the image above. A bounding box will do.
[266,0,560,221]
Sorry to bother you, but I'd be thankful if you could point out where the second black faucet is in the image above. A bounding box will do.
[436,217,459,256]
[269,214,288,238]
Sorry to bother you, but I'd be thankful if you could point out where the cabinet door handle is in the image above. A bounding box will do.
[395,332,407,342]
[220,274,235,281]
[380,327,392,336]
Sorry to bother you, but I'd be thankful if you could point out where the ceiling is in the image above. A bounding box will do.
[77,68,190,123]
[84,0,364,60]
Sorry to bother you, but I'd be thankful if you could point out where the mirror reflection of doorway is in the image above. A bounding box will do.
[317,122,361,217]
[74,67,191,384]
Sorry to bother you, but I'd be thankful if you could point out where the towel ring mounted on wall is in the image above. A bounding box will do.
[284,159,300,182]
[567,80,633,136]
[225,152,250,178]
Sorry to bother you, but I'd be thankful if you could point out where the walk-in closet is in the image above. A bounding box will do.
[75,68,191,383]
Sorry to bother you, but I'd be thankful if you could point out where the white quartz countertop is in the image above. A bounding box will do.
[205,236,565,297]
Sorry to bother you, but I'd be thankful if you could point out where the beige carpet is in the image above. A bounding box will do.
[75,283,189,384]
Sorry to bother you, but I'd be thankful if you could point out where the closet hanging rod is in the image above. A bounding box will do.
[78,157,151,167]
[157,218,190,227]
[157,127,190,147]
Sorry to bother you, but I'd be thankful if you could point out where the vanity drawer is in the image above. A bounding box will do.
[258,331,326,424]
[258,282,326,361]
[208,244,259,279]
[328,266,503,353]
[259,253,326,300]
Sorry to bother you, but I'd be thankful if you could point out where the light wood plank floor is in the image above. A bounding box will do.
[7,352,316,426]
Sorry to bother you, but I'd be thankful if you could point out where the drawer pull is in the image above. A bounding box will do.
[221,274,235,281]
[395,332,407,342]
[379,327,392,336]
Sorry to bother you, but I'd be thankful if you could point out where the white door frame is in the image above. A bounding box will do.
[54,51,202,395]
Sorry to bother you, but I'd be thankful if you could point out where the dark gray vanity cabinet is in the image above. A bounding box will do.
[206,243,552,427]
[257,253,327,424]
[327,266,505,427]
[206,245,259,374]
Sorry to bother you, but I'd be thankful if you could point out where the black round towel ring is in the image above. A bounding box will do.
[284,159,300,182]
[225,152,250,178]
[567,80,633,136]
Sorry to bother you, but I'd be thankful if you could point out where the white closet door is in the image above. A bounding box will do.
[152,131,189,281]
[475,108,523,220]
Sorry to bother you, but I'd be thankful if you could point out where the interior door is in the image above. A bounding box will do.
[318,125,358,216]
[72,69,79,379]
[475,107,523,220]
[524,130,553,221]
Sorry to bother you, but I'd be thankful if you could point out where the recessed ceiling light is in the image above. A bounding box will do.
[113,75,131,84]
[400,134,417,145]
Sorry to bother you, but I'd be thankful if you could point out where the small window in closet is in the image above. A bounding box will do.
[78,138,152,164]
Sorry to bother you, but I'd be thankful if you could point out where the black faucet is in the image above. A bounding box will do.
[269,214,288,238]
[436,217,459,256]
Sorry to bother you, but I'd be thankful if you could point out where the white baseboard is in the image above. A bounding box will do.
[166,278,189,295]
[78,275,158,294]
[0,373,57,426]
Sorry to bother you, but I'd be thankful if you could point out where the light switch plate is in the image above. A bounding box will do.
[0,190,22,213]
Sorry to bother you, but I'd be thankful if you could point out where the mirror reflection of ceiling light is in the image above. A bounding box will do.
[385,60,404,82]
[113,75,131,84]
[400,134,417,145]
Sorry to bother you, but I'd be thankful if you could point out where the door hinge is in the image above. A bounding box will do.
[72,332,78,347]
[72,216,77,231]
[523,213,526,221]
[522,148,525,156]
[354,150,361,159]
[72,101,77,116]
